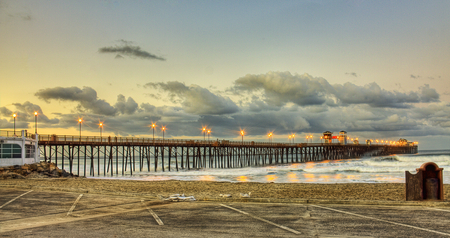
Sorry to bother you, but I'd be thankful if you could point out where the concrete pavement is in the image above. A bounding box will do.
[1,188,450,237]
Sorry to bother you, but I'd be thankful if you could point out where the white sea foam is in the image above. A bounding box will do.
[89,150,450,184]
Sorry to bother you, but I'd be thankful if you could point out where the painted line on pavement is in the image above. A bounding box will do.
[141,199,164,225]
[220,204,301,235]
[67,194,83,216]
[427,207,450,213]
[0,190,33,209]
[311,204,450,237]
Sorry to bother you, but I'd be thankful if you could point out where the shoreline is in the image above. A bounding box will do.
[2,178,449,202]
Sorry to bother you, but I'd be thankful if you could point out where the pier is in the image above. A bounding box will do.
[38,134,418,177]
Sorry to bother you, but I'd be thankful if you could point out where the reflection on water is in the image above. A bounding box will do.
[199,175,215,181]
[265,174,278,182]
[94,151,450,184]
[287,172,299,182]
[305,162,316,169]
[236,175,248,182]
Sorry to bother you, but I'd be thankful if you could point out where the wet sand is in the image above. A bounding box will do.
[3,178,449,201]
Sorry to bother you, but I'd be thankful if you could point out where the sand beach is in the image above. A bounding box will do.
[2,178,449,202]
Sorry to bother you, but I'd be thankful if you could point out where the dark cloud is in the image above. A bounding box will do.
[99,40,165,61]
[35,86,117,116]
[0,107,13,117]
[232,72,440,109]
[345,72,358,77]
[232,72,332,107]
[2,72,449,145]
[115,95,138,115]
[145,81,239,115]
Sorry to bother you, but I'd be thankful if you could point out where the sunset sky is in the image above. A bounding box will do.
[1,0,449,150]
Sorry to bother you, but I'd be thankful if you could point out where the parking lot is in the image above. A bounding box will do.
[1,188,450,237]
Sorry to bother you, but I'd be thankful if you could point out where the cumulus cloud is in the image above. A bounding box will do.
[99,40,165,61]
[145,81,239,115]
[232,72,440,109]
[233,72,333,107]
[35,87,117,116]
[0,102,59,128]
[115,95,138,115]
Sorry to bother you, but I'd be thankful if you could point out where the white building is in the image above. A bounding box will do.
[0,130,40,167]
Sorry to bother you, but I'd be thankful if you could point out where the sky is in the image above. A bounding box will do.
[1,0,450,150]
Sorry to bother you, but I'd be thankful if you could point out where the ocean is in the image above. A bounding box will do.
[90,150,450,184]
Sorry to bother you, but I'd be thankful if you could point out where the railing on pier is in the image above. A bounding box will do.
[0,130,35,139]
[38,134,418,177]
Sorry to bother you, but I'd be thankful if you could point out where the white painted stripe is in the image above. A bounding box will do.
[311,205,450,237]
[220,204,301,235]
[427,207,450,213]
[0,190,33,209]
[67,194,83,216]
[141,200,164,225]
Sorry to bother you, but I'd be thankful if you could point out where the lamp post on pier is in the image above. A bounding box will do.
[207,129,211,141]
[13,113,17,136]
[240,130,245,144]
[203,127,206,141]
[151,123,156,142]
[34,111,38,134]
[162,126,166,142]
[292,134,295,144]
[78,118,82,140]
[99,122,103,137]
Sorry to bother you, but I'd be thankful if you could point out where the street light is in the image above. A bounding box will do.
[13,113,17,136]
[99,122,103,137]
[151,123,156,141]
[292,134,295,144]
[202,127,206,141]
[288,135,292,143]
[268,132,273,143]
[34,111,38,134]
[78,118,82,140]
[207,129,211,141]
[161,126,166,141]
[240,130,245,144]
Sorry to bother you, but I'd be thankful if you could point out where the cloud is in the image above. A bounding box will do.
[232,72,333,107]
[35,86,117,116]
[0,102,59,129]
[99,40,165,61]
[345,72,358,77]
[145,81,239,115]
[115,95,138,115]
[2,71,449,147]
[232,72,440,109]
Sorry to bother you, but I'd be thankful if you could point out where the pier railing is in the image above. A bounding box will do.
[0,130,35,139]
[37,134,416,147]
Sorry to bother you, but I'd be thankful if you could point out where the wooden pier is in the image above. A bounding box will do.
[38,134,418,177]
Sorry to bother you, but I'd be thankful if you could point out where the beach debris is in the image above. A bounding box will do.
[219,194,232,198]
[164,194,196,202]
[239,192,251,198]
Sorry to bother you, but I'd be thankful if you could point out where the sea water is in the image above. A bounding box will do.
[90,150,450,184]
